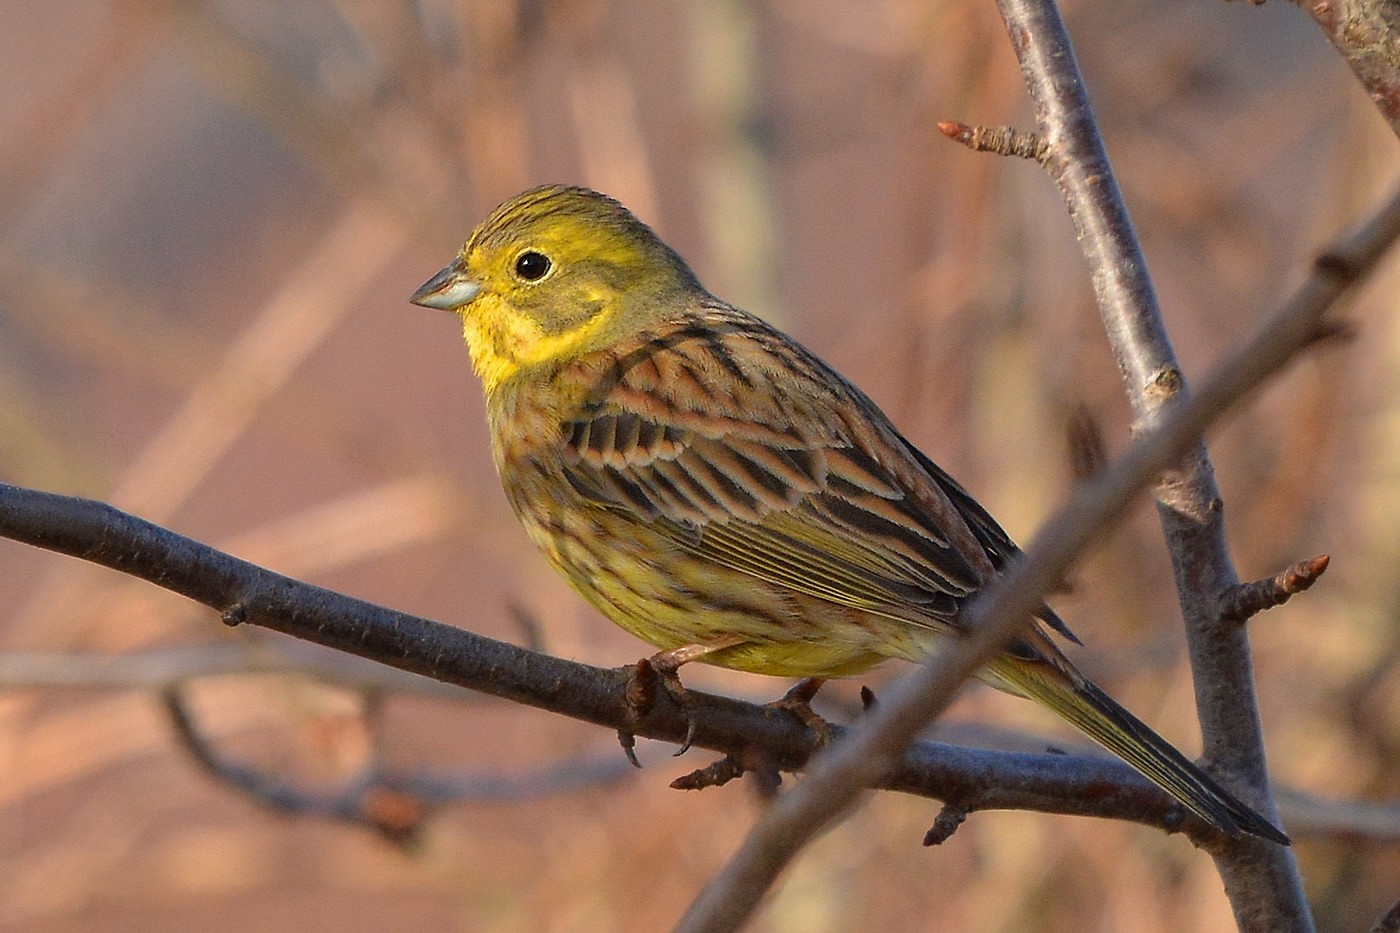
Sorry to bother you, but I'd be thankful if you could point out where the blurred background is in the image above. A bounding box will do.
[0,1,1397,930]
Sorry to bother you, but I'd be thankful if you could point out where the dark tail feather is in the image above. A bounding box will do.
[987,658,1290,844]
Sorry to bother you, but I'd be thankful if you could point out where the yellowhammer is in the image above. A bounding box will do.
[411,185,1286,844]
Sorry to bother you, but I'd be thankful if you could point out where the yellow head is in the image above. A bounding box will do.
[411,185,704,396]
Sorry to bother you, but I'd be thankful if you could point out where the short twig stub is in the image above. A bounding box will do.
[937,121,1052,164]
[923,803,969,846]
[1218,555,1331,623]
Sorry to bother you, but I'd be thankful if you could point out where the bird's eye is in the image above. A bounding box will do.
[513,250,552,282]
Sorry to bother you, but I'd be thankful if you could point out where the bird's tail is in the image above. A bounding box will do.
[983,655,1289,844]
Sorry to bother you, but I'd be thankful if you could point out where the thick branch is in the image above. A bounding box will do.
[1004,0,1282,772]
[0,482,1267,834]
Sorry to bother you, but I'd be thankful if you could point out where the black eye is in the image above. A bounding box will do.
[514,250,551,282]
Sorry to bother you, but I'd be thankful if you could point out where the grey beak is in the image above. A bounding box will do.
[410,260,482,311]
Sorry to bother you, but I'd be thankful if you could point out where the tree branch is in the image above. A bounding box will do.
[0,481,1295,835]
[0,643,471,699]
[672,179,1400,933]
[1000,0,1383,927]
[5,644,1389,841]
[1290,0,1400,138]
[1218,555,1331,623]
[163,683,635,844]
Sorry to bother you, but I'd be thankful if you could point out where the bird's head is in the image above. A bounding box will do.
[411,185,703,396]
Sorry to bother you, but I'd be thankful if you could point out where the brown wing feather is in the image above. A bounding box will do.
[557,304,994,633]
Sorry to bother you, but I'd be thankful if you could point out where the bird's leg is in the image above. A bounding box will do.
[770,677,831,747]
[619,639,744,764]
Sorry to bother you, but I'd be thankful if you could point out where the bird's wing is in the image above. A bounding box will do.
[556,310,992,633]
[893,431,1081,645]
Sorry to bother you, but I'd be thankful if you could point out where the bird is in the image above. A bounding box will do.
[409,184,1288,844]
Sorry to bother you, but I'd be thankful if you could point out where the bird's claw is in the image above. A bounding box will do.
[621,653,700,760]
[617,729,642,768]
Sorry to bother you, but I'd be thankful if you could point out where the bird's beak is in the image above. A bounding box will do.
[410,259,481,311]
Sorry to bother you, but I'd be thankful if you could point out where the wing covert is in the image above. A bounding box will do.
[556,309,992,631]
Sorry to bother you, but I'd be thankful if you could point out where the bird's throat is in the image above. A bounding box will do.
[463,299,614,397]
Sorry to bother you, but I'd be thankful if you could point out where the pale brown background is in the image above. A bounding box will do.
[0,2,1397,931]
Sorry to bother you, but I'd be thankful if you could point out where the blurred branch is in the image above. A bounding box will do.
[1373,898,1400,933]
[5,201,407,649]
[164,684,426,845]
[164,685,635,845]
[104,200,403,523]
[9,643,1392,842]
[0,643,468,699]
[0,6,161,230]
[170,2,457,244]
[1276,789,1400,842]
[1287,0,1400,138]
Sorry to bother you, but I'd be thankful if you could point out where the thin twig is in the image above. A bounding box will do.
[1218,555,1331,623]
[671,754,748,791]
[163,686,634,842]
[936,121,1051,163]
[922,803,968,846]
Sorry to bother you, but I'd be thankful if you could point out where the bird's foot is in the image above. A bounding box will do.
[619,643,735,765]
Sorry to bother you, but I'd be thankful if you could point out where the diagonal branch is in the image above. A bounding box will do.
[1290,0,1400,138]
[671,178,1400,933]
